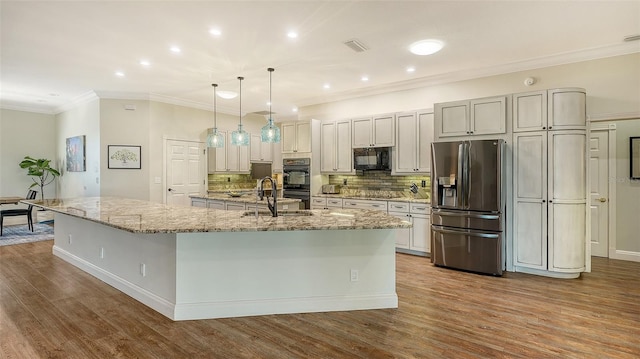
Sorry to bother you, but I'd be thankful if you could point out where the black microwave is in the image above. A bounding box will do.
[353,147,391,171]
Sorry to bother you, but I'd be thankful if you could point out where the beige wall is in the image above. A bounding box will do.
[56,98,101,198]
[0,109,57,198]
[613,119,640,254]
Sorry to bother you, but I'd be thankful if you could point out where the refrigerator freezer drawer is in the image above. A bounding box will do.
[431,225,502,276]
[431,208,502,232]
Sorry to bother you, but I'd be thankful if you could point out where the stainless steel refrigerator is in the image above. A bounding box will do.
[431,139,505,276]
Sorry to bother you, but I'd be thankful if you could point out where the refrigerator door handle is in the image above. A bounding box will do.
[431,225,500,239]
[464,141,471,209]
[432,209,500,220]
[457,142,465,209]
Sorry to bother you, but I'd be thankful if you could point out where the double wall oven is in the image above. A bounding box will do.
[283,158,311,209]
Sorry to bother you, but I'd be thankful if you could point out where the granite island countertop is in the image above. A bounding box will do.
[24,197,411,234]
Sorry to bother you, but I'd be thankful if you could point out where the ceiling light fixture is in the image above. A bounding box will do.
[216,90,237,99]
[209,28,222,36]
[207,84,224,148]
[115,71,125,77]
[261,68,281,144]
[140,60,150,67]
[406,67,416,73]
[292,107,298,113]
[287,31,298,39]
[231,76,249,146]
[323,83,330,89]
[409,39,444,55]
[361,76,369,82]
[170,46,181,53]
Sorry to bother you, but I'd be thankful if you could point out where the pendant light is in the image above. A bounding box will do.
[231,76,249,146]
[260,67,281,143]
[206,83,225,148]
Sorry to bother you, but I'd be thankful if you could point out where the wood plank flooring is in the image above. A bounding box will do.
[1,240,639,358]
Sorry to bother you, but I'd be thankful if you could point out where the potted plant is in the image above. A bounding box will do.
[19,156,61,201]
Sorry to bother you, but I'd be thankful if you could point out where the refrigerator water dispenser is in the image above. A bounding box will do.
[437,175,457,207]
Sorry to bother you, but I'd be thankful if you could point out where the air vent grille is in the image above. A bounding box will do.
[251,111,274,116]
[343,39,369,52]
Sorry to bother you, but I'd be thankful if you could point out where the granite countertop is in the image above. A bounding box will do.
[191,193,301,204]
[23,197,411,234]
[316,193,430,204]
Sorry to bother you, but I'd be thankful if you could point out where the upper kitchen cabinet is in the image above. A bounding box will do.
[513,88,586,132]
[282,121,311,155]
[393,110,434,174]
[435,96,507,139]
[208,130,250,173]
[250,134,273,162]
[352,114,395,148]
[320,119,353,173]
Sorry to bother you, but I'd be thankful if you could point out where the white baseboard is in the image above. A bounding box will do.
[609,249,640,263]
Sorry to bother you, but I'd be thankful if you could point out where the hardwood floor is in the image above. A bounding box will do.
[1,240,638,358]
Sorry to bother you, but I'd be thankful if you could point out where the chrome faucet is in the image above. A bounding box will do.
[258,176,278,217]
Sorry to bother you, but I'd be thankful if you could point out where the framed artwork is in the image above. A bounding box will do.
[631,137,640,179]
[108,145,141,169]
[66,135,86,172]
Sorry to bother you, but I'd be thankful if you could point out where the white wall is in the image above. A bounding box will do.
[613,119,640,254]
[56,97,101,198]
[0,109,57,198]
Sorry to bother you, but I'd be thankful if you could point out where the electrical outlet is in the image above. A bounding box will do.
[227,177,231,182]
[100,247,104,259]
[350,269,359,282]
[140,263,146,277]
[343,179,348,186]
[421,180,426,187]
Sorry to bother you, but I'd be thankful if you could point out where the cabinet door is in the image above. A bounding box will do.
[352,117,372,147]
[513,91,547,132]
[296,121,312,153]
[272,140,283,173]
[207,200,225,210]
[191,198,206,207]
[281,123,297,153]
[335,120,352,172]
[394,112,417,173]
[389,211,410,249]
[435,100,469,138]
[320,122,336,172]
[417,111,434,172]
[311,196,326,209]
[238,144,250,172]
[261,141,273,162]
[372,114,395,146]
[411,214,430,253]
[326,198,343,208]
[225,202,246,211]
[548,89,586,130]
[470,96,506,135]
[226,142,240,172]
[513,132,548,270]
[214,131,228,172]
[250,134,261,161]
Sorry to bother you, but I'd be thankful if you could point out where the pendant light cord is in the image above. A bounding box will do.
[268,68,274,118]
[212,83,217,128]
[238,76,243,125]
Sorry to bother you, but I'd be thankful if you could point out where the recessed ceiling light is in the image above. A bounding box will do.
[406,67,416,73]
[170,46,181,53]
[217,90,237,99]
[115,71,125,77]
[292,107,298,112]
[267,101,271,106]
[140,60,150,67]
[209,28,222,36]
[409,39,444,55]
[323,83,330,89]
[287,31,298,39]
[361,76,369,82]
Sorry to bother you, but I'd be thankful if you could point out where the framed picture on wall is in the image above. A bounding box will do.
[631,137,640,179]
[108,145,141,169]
[66,135,86,172]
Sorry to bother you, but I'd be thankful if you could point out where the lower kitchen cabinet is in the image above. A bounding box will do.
[342,199,388,212]
[191,198,207,208]
[388,201,430,255]
[207,200,225,210]
[311,196,326,209]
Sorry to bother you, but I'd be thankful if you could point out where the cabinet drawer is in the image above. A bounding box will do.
[388,201,410,213]
[326,198,343,208]
[343,199,388,212]
[410,203,430,214]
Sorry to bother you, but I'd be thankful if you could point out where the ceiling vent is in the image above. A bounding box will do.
[623,34,640,42]
[343,39,369,52]
[251,110,275,116]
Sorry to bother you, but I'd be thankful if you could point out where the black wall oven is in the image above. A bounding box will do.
[283,158,311,209]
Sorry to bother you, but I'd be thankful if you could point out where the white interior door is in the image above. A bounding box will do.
[166,139,205,206]
[589,131,609,257]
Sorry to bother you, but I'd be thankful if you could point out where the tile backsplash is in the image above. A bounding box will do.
[208,174,255,191]
[327,172,431,199]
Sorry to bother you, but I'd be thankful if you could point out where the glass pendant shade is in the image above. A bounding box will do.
[231,76,249,146]
[207,128,224,148]
[261,67,281,143]
[207,83,224,148]
[260,118,281,143]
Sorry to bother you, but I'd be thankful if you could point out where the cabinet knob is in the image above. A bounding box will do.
[599,197,607,203]
[549,200,553,203]
[548,126,552,129]
[542,200,545,203]
[542,126,546,130]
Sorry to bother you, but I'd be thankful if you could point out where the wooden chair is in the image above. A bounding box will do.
[0,190,38,236]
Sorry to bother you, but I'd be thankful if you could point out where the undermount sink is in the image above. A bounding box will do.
[241,210,314,217]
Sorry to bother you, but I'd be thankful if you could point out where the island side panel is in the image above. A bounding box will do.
[51,213,178,318]
[173,229,398,320]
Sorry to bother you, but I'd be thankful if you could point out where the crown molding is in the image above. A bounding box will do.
[0,103,56,115]
[54,90,100,114]
[589,111,640,122]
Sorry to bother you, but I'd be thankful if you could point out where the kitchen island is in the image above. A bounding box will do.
[24,197,411,321]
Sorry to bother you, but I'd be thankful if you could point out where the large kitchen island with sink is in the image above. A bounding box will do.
[25,197,411,321]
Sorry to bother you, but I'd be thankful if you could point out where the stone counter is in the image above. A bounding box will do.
[25,197,411,234]
[315,193,430,204]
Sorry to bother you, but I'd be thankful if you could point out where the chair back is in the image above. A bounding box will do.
[26,190,38,213]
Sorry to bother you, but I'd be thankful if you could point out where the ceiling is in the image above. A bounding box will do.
[1,1,639,121]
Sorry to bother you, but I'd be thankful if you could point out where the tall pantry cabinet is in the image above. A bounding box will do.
[512,88,587,278]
